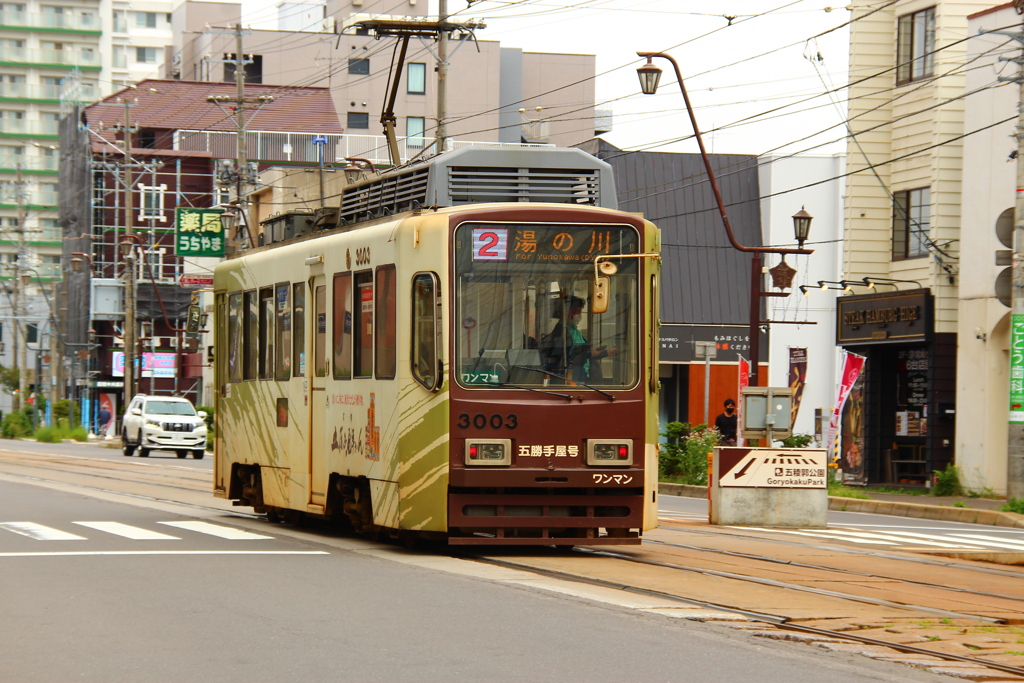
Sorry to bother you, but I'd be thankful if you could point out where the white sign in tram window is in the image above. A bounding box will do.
[472,228,508,261]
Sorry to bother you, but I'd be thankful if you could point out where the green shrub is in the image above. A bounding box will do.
[1,411,31,439]
[932,463,963,497]
[33,425,59,443]
[1002,498,1024,514]
[780,433,815,448]
[68,426,88,442]
[827,479,871,499]
[659,421,718,486]
[52,400,79,424]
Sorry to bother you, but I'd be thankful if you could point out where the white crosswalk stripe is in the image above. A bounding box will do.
[728,526,1019,549]
[0,522,86,541]
[158,521,272,540]
[72,522,181,540]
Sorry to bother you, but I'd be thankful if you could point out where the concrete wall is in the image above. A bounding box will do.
[760,154,845,439]
[957,5,1017,495]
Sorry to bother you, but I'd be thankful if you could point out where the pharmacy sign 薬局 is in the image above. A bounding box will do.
[176,208,225,258]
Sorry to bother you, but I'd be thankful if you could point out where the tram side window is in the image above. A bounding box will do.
[258,287,274,380]
[375,265,396,379]
[243,290,257,380]
[354,271,373,378]
[333,273,352,380]
[292,283,305,377]
[228,292,242,383]
[412,273,438,390]
[275,282,291,381]
[315,285,326,377]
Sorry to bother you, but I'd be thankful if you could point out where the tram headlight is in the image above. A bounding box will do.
[587,439,633,467]
[464,439,511,466]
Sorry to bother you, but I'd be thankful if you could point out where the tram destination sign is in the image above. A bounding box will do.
[175,208,226,258]
[462,223,638,264]
[836,289,932,346]
[717,447,828,488]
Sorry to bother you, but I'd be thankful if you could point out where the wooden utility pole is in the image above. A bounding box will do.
[437,0,449,153]
[115,97,138,402]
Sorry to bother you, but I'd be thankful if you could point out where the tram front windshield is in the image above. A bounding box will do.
[454,222,641,389]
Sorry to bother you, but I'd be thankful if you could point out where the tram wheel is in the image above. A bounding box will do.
[266,508,281,524]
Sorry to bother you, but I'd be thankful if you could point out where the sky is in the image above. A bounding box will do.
[239,0,852,157]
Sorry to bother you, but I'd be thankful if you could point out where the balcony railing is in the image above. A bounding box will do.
[0,82,96,101]
[0,46,101,68]
[0,156,59,171]
[0,10,100,31]
[0,119,59,135]
[174,130,552,166]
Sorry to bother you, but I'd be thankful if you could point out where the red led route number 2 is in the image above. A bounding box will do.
[472,228,508,261]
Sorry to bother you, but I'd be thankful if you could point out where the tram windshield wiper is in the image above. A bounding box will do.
[484,381,575,401]
[509,365,615,401]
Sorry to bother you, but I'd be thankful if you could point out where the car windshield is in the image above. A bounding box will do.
[145,400,196,416]
[454,221,641,389]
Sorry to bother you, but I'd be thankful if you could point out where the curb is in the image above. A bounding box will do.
[657,483,1024,528]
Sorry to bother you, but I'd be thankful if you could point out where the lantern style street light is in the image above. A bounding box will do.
[636,51,815,385]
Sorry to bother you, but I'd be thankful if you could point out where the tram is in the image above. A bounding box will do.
[212,146,661,545]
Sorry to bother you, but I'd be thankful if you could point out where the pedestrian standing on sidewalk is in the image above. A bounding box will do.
[714,398,738,446]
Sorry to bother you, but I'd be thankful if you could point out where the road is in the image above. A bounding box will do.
[0,440,1004,682]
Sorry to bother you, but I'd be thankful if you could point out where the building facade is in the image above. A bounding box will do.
[840,0,993,486]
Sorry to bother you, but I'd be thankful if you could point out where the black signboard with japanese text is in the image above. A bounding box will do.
[659,324,768,363]
[837,289,932,346]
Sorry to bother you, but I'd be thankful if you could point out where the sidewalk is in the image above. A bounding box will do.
[658,482,1024,528]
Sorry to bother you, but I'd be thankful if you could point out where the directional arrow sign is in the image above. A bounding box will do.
[717,447,827,488]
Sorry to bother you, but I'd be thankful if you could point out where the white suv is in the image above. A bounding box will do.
[122,394,208,459]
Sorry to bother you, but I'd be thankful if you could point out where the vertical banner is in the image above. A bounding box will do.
[841,366,867,485]
[826,350,866,465]
[737,355,750,448]
[789,347,808,428]
[99,393,117,437]
[1011,313,1024,423]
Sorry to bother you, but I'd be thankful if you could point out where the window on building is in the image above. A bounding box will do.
[348,58,369,75]
[275,282,291,381]
[1,39,24,49]
[347,112,369,129]
[406,117,425,148]
[39,218,59,240]
[79,10,95,28]
[112,10,126,32]
[26,323,37,344]
[354,271,373,378]
[112,45,126,68]
[139,184,165,220]
[892,187,931,261]
[897,7,935,85]
[40,6,65,27]
[332,273,351,380]
[135,47,157,64]
[375,265,396,379]
[407,62,425,94]
[137,129,156,148]
[136,11,157,28]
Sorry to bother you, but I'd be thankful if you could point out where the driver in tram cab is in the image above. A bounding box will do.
[541,295,618,383]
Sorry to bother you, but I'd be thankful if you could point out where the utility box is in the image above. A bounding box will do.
[710,447,828,528]
[741,386,793,441]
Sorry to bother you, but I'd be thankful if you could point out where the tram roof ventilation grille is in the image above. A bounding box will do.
[447,167,600,205]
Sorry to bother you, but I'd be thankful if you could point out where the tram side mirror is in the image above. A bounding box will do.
[186,304,202,333]
[592,261,617,314]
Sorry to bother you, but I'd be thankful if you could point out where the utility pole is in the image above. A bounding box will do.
[1001,17,1024,499]
[436,0,449,153]
[13,164,26,411]
[207,25,274,250]
[114,97,137,402]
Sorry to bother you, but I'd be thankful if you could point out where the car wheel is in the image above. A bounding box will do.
[192,450,205,460]
[176,450,188,459]
[122,435,135,457]
[138,448,150,457]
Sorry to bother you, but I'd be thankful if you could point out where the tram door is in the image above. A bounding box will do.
[308,276,328,508]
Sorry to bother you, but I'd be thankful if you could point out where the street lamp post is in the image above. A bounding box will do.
[636,52,814,385]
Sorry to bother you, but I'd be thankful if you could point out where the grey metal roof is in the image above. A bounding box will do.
[577,139,762,326]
